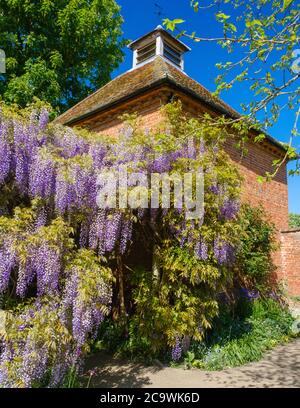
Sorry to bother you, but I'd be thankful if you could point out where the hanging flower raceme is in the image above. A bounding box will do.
[55,128,89,159]
[86,210,133,256]
[0,121,12,185]
[0,239,16,293]
[29,148,56,199]
[119,217,133,255]
[214,236,235,265]
[61,250,113,347]
[171,337,182,361]
[88,209,107,253]
[0,250,113,388]
[220,198,240,220]
[104,211,122,252]
[0,211,73,298]
[38,108,49,130]
[194,239,208,261]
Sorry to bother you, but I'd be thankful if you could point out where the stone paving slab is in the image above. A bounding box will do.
[83,339,300,388]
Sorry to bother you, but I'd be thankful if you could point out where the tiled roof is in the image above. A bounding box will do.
[54,56,239,125]
[54,56,285,152]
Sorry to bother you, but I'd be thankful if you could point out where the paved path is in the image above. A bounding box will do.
[82,339,300,388]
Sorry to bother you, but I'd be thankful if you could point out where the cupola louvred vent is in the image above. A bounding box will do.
[128,25,191,71]
[136,41,156,65]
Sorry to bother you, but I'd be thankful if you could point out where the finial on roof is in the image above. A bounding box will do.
[128,27,190,71]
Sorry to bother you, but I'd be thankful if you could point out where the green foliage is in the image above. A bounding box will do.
[0,0,126,112]
[188,298,295,370]
[4,60,61,110]
[289,213,300,229]
[93,319,154,361]
[235,205,277,290]
[131,262,218,353]
[61,366,80,388]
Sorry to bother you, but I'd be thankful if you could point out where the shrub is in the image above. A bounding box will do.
[130,246,221,355]
[235,205,277,292]
[188,298,295,370]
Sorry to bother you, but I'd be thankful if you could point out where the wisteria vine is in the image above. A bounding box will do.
[0,103,241,386]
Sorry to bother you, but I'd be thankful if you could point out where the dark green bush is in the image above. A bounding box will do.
[235,205,277,291]
[188,298,295,370]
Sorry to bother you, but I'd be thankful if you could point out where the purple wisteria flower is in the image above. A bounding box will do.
[34,207,47,229]
[16,242,61,298]
[0,122,12,184]
[220,198,240,220]
[89,143,107,170]
[151,153,171,173]
[55,129,89,159]
[194,239,208,261]
[187,137,197,159]
[214,237,235,265]
[105,212,122,252]
[38,109,49,130]
[29,150,56,198]
[171,337,182,361]
[120,219,133,254]
[62,265,112,347]
[89,210,106,254]
[209,183,220,195]
[240,287,260,300]
[0,241,16,293]
[199,138,206,155]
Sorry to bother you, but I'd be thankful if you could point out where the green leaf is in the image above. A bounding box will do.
[163,18,175,31]
[216,12,231,21]
[246,19,263,28]
[193,1,199,12]
[257,176,266,184]
[282,0,293,11]
[173,19,185,25]
[228,23,237,32]
[254,134,266,143]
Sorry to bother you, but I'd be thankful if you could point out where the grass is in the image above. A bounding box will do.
[186,298,296,370]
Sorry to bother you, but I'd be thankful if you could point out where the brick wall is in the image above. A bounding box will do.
[225,138,289,232]
[177,93,289,232]
[280,230,300,296]
[77,89,170,138]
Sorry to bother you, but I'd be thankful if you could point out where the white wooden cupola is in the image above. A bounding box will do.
[128,25,190,71]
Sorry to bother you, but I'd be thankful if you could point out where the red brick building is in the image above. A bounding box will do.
[55,26,299,296]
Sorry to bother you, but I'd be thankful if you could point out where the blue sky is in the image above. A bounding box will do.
[113,0,300,214]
